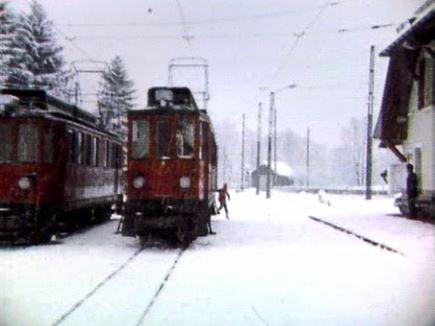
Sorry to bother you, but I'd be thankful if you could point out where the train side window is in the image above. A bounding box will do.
[111,143,116,168]
[101,139,107,167]
[176,120,194,158]
[131,120,149,159]
[43,127,54,163]
[76,132,83,164]
[94,137,99,166]
[18,124,39,162]
[0,124,13,162]
[84,134,92,165]
[106,141,112,168]
[156,120,171,159]
[68,129,76,163]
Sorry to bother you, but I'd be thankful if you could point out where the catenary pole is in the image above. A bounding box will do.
[274,98,277,183]
[267,92,274,198]
[365,45,375,200]
[306,126,310,187]
[241,113,246,191]
[256,103,262,195]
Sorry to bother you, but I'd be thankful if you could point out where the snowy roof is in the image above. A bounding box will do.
[260,161,293,176]
[380,2,435,56]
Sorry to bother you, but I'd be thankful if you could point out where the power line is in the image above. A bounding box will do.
[52,24,95,61]
[61,3,344,28]
[65,22,396,41]
[175,0,193,49]
[271,1,335,80]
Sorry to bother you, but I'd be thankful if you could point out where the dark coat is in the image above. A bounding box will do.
[406,171,418,198]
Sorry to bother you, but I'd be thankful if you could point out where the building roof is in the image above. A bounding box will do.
[381,3,435,57]
[257,161,293,176]
[374,4,434,162]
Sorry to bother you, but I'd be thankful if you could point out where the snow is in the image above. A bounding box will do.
[1,190,434,326]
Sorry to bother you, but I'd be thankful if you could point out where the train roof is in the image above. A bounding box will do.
[0,89,121,139]
[146,87,199,111]
[0,88,96,124]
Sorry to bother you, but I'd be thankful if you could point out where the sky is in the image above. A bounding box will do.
[10,0,425,146]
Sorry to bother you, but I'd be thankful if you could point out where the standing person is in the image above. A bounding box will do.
[218,183,231,219]
[406,163,418,218]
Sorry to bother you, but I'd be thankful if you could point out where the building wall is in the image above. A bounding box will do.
[403,50,435,194]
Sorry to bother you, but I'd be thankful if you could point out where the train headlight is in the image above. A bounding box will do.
[18,176,32,190]
[132,175,145,189]
[179,177,191,189]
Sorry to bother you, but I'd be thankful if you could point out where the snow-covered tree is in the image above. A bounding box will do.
[0,1,17,87]
[3,0,69,95]
[98,56,135,137]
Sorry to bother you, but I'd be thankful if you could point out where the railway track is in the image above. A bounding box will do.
[308,215,405,256]
[51,243,187,326]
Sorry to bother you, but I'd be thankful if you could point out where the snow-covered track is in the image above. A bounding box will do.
[52,247,144,326]
[308,216,405,256]
[134,247,186,326]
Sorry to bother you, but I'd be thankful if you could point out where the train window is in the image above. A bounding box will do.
[68,129,76,163]
[101,140,107,167]
[94,137,99,166]
[176,120,194,158]
[111,144,115,168]
[76,132,83,164]
[43,127,54,163]
[0,124,13,162]
[198,122,203,160]
[156,121,171,159]
[131,120,149,159]
[107,142,111,167]
[84,134,92,165]
[18,124,39,162]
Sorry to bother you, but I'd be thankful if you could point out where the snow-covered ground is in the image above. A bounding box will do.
[1,189,434,326]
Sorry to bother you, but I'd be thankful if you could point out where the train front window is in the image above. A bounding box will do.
[131,120,150,159]
[176,120,194,158]
[0,124,12,162]
[18,124,39,162]
[156,121,171,159]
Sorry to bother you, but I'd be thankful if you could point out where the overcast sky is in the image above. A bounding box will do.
[12,0,425,145]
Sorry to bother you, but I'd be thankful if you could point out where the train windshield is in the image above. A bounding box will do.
[176,120,194,158]
[156,121,171,159]
[0,123,13,162]
[131,120,150,159]
[18,124,40,162]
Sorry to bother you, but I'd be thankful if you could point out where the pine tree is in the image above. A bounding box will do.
[98,56,135,137]
[0,1,17,87]
[3,0,69,96]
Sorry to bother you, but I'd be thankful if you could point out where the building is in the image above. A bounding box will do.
[374,1,435,218]
[251,162,294,190]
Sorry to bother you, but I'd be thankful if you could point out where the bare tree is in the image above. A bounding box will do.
[339,117,366,186]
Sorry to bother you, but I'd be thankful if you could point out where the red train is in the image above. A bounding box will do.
[0,89,123,243]
[120,87,218,245]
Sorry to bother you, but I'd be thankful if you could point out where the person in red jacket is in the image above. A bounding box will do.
[217,183,231,219]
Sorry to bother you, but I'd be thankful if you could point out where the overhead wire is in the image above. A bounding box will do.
[61,3,341,28]
[271,1,336,81]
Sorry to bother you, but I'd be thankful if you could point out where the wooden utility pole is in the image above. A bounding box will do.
[366,45,375,200]
[241,114,246,191]
[256,103,262,195]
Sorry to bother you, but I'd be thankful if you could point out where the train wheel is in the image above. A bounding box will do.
[30,213,56,244]
[94,206,112,223]
[176,215,195,247]
[195,202,210,237]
